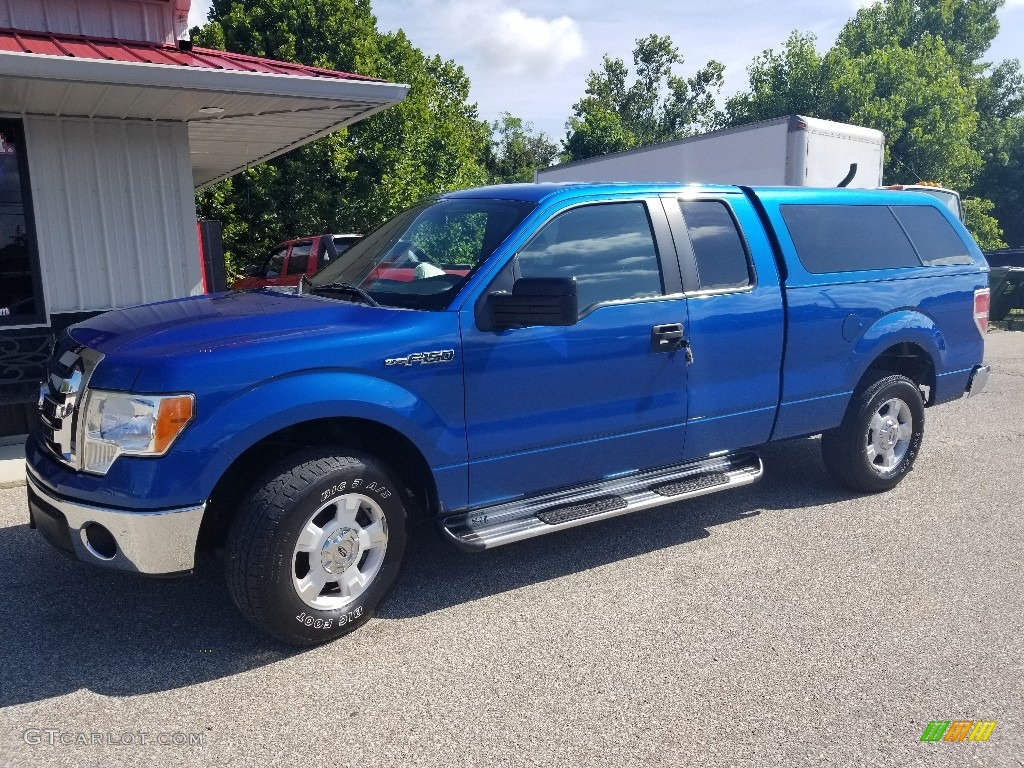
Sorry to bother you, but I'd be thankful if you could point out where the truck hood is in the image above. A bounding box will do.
[67,290,397,357]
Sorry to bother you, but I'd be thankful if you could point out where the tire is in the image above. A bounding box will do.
[821,374,925,493]
[225,448,407,646]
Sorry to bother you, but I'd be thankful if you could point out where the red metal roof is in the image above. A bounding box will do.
[0,27,382,82]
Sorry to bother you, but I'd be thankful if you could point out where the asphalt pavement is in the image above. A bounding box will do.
[1,331,1021,767]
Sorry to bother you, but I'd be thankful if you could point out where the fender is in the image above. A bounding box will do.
[848,308,946,392]
[769,306,948,442]
[27,370,468,512]
[184,370,468,509]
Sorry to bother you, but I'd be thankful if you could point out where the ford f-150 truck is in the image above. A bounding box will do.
[26,183,990,645]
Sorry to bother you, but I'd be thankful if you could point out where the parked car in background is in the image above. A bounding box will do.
[231,234,362,290]
[985,247,1024,320]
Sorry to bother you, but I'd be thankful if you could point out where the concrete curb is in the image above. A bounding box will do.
[0,439,26,489]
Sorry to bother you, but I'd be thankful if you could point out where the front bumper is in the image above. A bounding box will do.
[26,470,205,575]
[964,364,990,398]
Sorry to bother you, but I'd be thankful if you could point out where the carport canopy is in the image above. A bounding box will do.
[0,28,409,187]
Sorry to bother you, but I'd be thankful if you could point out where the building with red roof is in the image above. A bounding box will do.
[0,0,408,437]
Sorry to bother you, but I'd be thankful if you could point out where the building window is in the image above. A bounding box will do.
[0,119,44,325]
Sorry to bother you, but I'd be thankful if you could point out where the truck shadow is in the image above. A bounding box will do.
[0,527,296,708]
[382,436,852,620]
[0,437,851,706]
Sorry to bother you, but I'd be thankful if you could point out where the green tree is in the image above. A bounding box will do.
[971,59,1024,245]
[725,33,846,124]
[725,0,1018,247]
[338,29,489,231]
[483,113,559,184]
[836,36,982,188]
[728,34,980,186]
[563,35,725,162]
[963,197,1007,249]
[192,0,488,272]
[837,0,1002,73]
[840,0,1021,244]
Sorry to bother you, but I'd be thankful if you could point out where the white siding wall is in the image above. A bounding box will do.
[24,116,202,314]
[0,0,177,44]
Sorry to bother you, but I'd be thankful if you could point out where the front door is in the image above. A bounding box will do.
[461,198,690,508]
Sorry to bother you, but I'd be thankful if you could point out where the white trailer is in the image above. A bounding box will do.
[536,115,885,189]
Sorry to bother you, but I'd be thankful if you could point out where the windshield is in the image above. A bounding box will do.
[308,198,535,310]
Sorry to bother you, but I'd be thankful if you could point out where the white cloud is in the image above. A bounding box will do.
[443,1,585,76]
[188,0,212,30]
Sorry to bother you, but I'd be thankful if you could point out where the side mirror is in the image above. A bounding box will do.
[488,277,578,329]
[244,265,262,277]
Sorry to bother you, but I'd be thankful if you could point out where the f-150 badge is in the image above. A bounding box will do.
[385,349,456,366]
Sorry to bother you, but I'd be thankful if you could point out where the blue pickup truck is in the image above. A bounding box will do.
[27,183,990,645]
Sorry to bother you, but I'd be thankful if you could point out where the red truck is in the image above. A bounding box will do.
[231,233,362,290]
[233,234,473,290]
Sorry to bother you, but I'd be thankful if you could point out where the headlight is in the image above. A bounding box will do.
[81,390,195,474]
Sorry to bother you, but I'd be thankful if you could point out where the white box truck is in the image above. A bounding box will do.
[536,115,885,189]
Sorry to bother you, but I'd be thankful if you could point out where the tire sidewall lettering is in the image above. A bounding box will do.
[319,478,393,505]
[294,606,364,631]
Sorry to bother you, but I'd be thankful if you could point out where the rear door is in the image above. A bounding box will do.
[664,192,784,458]
[461,197,690,508]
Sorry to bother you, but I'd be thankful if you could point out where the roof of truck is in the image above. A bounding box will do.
[442,182,951,208]
[443,182,744,204]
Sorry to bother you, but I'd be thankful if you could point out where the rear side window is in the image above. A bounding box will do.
[891,206,973,266]
[780,205,920,273]
[517,202,663,312]
[679,200,752,290]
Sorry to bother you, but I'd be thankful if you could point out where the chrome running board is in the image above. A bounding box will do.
[441,451,762,551]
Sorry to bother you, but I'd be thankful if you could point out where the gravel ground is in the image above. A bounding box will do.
[1,331,1021,768]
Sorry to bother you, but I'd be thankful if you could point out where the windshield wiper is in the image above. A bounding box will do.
[308,281,380,307]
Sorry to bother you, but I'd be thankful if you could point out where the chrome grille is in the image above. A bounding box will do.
[38,338,102,468]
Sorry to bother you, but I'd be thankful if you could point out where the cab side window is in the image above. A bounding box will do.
[679,200,752,291]
[285,243,313,276]
[264,246,287,278]
[517,202,663,313]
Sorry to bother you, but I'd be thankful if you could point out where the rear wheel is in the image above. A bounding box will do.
[225,449,407,646]
[821,374,925,493]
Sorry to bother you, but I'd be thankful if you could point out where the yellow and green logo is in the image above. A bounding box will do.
[920,720,997,742]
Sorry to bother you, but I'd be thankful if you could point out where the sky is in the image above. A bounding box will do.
[188,0,1024,141]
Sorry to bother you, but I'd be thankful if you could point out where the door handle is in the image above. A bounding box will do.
[651,323,686,352]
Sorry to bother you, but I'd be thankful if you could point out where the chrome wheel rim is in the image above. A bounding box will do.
[865,397,913,474]
[291,493,388,611]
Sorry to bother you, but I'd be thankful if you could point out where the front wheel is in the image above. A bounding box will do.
[225,449,408,645]
[821,374,925,493]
